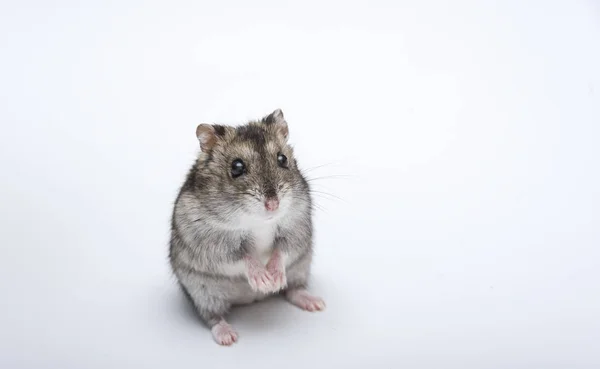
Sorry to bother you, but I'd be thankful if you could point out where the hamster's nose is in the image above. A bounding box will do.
[265,197,279,212]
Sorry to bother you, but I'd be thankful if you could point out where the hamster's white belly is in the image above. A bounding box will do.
[219,222,277,277]
[212,222,279,304]
[250,222,277,265]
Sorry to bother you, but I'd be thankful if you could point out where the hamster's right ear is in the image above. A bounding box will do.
[196,124,217,152]
[262,109,289,140]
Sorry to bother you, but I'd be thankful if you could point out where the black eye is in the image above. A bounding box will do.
[277,153,288,168]
[231,159,245,178]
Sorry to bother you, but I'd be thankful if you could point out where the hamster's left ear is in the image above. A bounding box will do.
[196,124,218,152]
[263,109,289,140]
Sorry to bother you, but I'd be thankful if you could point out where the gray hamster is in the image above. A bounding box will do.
[169,109,325,345]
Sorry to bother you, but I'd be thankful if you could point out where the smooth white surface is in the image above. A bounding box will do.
[1,1,599,368]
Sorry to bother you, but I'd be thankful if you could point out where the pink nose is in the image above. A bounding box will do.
[265,198,279,212]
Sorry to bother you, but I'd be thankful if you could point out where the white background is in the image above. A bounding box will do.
[1,1,599,368]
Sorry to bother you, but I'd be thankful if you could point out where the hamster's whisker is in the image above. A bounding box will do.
[310,194,343,207]
[310,201,328,213]
[305,174,355,182]
[301,162,340,173]
[292,196,328,213]
[309,190,344,202]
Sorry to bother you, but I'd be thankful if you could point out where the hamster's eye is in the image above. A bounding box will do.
[277,153,288,168]
[231,159,245,178]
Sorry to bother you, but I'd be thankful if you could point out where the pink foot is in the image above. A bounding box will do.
[211,320,238,346]
[266,250,287,291]
[286,289,326,312]
[245,257,275,293]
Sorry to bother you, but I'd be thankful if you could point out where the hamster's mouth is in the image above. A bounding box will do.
[262,207,283,221]
[256,195,288,220]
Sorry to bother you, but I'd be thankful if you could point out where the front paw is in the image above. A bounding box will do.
[267,264,287,292]
[247,267,275,293]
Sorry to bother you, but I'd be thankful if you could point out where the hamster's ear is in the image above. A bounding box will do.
[196,124,217,152]
[263,109,289,140]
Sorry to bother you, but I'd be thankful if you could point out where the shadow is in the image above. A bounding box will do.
[228,295,294,332]
[170,277,330,335]
[179,290,205,324]
[171,284,206,328]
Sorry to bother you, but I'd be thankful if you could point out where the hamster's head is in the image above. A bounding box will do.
[194,109,309,223]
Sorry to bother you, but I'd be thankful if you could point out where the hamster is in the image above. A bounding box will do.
[169,109,325,346]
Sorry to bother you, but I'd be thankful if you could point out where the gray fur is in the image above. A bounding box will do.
[169,110,314,328]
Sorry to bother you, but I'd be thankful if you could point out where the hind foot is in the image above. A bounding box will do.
[285,288,326,312]
[211,320,238,346]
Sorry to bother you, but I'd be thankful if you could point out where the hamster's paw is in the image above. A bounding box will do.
[286,289,326,312]
[266,261,287,291]
[211,320,238,346]
[269,268,287,291]
[247,267,275,293]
